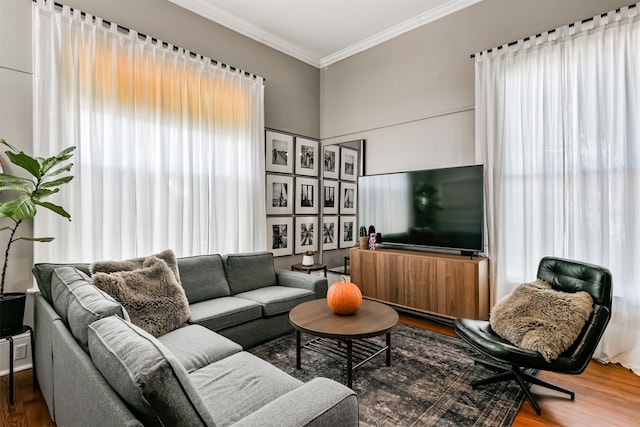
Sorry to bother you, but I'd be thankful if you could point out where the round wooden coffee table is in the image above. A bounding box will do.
[289,298,399,388]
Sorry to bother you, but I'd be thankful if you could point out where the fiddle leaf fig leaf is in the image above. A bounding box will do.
[17,236,55,242]
[0,197,37,220]
[34,200,71,220]
[5,151,42,179]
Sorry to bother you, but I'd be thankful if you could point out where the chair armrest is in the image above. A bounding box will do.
[276,271,328,298]
[231,378,358,427]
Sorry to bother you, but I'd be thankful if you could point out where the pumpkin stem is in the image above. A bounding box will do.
[340,275,347,283]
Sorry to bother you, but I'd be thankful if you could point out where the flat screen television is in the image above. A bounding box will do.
[358,165,484,255]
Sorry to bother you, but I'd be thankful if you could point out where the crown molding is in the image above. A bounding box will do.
[319,0,483,67]
[169,0,322,67]
[170,0,482,69]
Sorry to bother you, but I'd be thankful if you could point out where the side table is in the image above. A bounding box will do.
[1,326,36,404]
[291,263,327,278]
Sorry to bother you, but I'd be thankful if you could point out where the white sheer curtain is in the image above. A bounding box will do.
[32,0,266,262]
[476,4,640,374]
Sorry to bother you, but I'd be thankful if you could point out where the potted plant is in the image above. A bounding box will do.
[302,250,315,266]
[0,139,75,336]
[358,226,369,249]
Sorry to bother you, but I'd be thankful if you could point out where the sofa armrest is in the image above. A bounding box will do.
[276,271,328,298]
[231,377,358,427]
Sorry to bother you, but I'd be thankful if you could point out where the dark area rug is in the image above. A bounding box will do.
[249,323,528,427]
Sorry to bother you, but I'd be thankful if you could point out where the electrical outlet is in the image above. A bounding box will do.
[14,343,27,360]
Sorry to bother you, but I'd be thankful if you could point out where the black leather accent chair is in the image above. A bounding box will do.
[454,257,612,415]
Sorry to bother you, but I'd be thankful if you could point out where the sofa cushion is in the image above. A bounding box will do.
[92,257,190,337]
[235,286,316,316]
[51,266,128,351]
[189,351,302,426]
[188,297,262,332]
[90,249,180,283]
[158,324,242,373]
[88,316,216,427]
[223,252,277,294]
[32,262,91,304]
[177,254,231,303]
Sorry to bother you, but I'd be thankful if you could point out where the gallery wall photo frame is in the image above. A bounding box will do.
[295,177,319,215]
[339,216,357,248]
[267,217,293,257]
[322,180,339,215]
[340,147,358,181]
[266,130,293,174]
[295,216,318,254]
[322,216,338,251]
[295,137,319,176]
[266,174,293,215]
[323,145,340,180]
[340,181,357,215]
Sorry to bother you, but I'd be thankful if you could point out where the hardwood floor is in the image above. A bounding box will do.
[401,314,640,427]
[1,315,638,426]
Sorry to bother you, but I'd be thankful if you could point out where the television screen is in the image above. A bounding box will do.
[358,165,484,253]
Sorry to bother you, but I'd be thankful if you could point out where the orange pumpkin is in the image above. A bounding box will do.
[327,276,363,315]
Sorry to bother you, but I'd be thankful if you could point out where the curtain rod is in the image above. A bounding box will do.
[470,3,637,59]
[33,0,264,82]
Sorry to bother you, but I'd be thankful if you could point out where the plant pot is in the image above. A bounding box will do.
[358,236,369,249]
[302,254,314,266]
[0,292,26,336]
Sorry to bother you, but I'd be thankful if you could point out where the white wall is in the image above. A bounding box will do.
[320,0,632,173]
[0,0,35,375]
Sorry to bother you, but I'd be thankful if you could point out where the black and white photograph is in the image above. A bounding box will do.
[295,137,319,176]
[322,216,338,251]
[266,130,293,174]
[266,174,293,215]
[339,216,357,248]
[295,216,318,254]
[340,181,357,215]
[323,180,339,215]
[266,217,293,257]
[323,145,340,179]
[295,177,319,214]
[340,147,358,181]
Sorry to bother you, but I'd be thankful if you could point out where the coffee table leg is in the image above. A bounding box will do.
[296,330,301,369]
[347,340,353,388]
[386,332,392,366]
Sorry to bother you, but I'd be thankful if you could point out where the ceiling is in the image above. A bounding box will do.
[169,0,482,68]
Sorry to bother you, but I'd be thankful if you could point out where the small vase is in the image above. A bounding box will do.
[302,254,314,266]
[358,236,369,249]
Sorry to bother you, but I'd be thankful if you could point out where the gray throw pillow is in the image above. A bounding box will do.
[51,266,129,351]
[490,279,593,362]
[88,316,215,427]
[92,257,190,337]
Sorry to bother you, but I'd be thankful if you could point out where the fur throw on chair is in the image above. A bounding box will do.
[490,279,593,362]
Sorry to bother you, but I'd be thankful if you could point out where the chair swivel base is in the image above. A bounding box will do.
[472,359,575,415]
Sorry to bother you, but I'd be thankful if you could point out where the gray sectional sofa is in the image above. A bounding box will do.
[32,251,358,427]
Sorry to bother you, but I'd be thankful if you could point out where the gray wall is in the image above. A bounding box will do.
[320,0,632,174]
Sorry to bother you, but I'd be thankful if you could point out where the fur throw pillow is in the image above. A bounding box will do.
[489,279,594,362]
[92,256,190,337]
[90,249,181,284]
